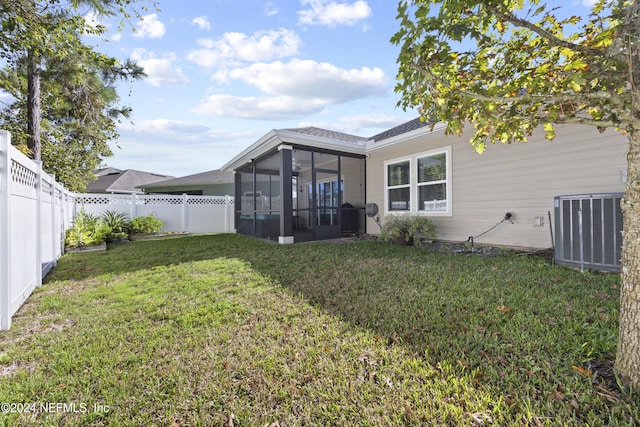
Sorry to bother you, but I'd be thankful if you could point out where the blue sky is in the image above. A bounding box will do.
[90,0,596,178]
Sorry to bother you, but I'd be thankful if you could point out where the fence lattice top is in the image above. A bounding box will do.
[75,194,234,206]
[11,160,37,189]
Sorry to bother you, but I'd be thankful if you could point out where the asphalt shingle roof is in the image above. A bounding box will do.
[87,169,174,193]
[370,118,432,142]
[141,170,234,188]
[281,126,370,145]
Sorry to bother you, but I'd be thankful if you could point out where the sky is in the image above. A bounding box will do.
[88,0,597,178]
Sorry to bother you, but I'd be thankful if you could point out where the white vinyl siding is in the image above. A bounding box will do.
[366,124,627,249]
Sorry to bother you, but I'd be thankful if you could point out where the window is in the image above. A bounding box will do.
[386,160,410,211]
[417,152,447,212]
[384,147,451,216]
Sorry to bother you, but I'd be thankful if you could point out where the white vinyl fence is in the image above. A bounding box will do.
[1,130,236,330]
[74,193,234,234]
[0,131,76,330]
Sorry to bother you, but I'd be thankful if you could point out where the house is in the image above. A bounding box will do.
[365,120,627,252]
[221,118,628,255]
[86,168,174,194]
[137,170,234,195]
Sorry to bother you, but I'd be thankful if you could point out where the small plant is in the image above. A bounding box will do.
[101,211,131,233]
[101,211,131,241]
[131,214,164,234]
[65,210,111,248]
[380,214,436,246]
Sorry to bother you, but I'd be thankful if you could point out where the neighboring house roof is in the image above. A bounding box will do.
[94,167,122,176]
[86,168,174,194]
[139,170,234,189]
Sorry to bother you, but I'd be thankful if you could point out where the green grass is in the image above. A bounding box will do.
[0,234,637,425]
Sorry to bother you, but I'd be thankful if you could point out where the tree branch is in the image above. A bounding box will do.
[488,6,604,57]
[410,60,626,109]
[533,115,621,128]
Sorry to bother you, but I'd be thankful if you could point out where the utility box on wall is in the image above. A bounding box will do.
[554,193,623,272]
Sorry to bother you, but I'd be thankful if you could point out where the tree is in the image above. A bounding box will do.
[0,38,144,191]
[392,0,640,388]
[0,0,146,191]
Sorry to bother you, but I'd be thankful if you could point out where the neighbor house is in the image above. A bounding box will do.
[137,169,234,195]
[221,118,628,268]
[87,168,174,194]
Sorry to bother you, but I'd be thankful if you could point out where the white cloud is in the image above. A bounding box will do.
[133,14,166,39]
[213,59,388,102]
[133,119,210,135]
[264,2,279,16]
[192,94,326,119]
[196,60,388,120]
[298,0,371,27]
[191,16,211,31]
[186,29,301,68]
[130,49,189,86]
[112,120,258,175]
[83,12,104,32]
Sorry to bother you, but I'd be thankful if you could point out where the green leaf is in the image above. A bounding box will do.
[543,123,556,140]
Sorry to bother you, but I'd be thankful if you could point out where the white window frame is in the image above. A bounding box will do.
[384,146,452,217]
[384,158,411,212]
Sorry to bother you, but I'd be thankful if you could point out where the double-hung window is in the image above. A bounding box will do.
[386,160,410,211]
[417,151,448,212]
[384,146,451,216]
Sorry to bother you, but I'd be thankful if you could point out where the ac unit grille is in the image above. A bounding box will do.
[554,193,623,272]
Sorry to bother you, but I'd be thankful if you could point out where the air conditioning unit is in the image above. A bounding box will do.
[554,193,623,272]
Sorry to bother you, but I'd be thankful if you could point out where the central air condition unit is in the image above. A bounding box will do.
[554,193,623,272]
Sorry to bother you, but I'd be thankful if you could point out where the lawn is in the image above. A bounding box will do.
[0,234,637,426]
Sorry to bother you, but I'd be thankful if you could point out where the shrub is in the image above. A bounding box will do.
[131,214,164,234]
[65,210,111,248]
[101,211,131,240]
[380,214,436,246]
[101,211,131,234]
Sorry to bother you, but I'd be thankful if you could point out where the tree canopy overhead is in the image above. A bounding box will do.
[392,0,640,391]
[0,0,147,191]
[392,0,637,151]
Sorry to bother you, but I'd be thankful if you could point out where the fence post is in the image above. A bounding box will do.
[0,131,12,330]
[181,194,188,233]
[35,161,43,287]
[225,195,231,233]
[130,193,136,219]
[50,176,58,265]
[59,185,67,254]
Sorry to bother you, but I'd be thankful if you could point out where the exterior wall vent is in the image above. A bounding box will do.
[554,193,623,272]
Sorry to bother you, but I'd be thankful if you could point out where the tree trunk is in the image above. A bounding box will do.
[27,50,41,160]
[616,130,640,390]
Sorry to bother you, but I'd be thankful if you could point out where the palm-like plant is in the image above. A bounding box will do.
[100,210,131,241]
[101,210,131,233]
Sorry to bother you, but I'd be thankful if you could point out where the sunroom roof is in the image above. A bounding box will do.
[281,127,370,145]
[221,127,369,171]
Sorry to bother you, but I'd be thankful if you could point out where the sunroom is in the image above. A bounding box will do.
[222,127,367,243]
